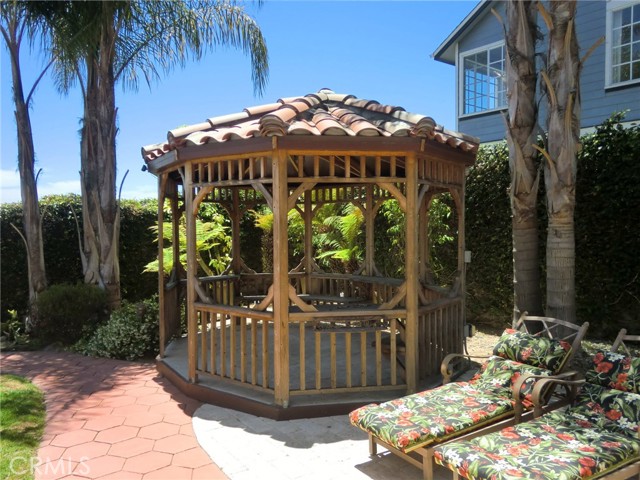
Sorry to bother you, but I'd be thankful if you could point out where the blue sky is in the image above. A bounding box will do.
[1,1,476,204]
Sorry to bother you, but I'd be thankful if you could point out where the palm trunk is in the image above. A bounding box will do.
[505,0,543,321]
[544,1,580,323]
[79,4,121,308]
[4,15,48,308]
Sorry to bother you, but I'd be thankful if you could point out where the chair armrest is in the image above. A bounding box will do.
[441,353,491,384]
[512,372,582,422]
[530,373,584,418]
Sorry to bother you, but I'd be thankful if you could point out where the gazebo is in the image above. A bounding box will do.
[142,89,479,419]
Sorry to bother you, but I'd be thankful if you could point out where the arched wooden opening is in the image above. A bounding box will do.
[143,89,478,418]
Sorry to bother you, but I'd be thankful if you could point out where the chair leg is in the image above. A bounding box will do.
[423,449,433,480]
[368,434,377,455]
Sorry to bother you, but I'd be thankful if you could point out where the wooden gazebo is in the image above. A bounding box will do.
[142,89,479,419]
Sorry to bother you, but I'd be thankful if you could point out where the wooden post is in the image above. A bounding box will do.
[365,185,375,276]
[405,153,419,392]
[158,174,166,357]
[184,163,198,383]
[231,189,242,274]
[304,190,313,289]
[272,144,290,407]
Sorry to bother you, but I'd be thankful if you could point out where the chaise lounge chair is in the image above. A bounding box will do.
[349,314,589,480]
[433,328,640,480]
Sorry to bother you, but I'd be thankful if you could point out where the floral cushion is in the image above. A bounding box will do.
[568,382,640,438]
[349,382,514,453]
[587,350,640,394]
[434,410,640,480]
[492,328,571,373]
[470,356,552,408]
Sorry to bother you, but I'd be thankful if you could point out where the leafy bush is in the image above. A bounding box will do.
[75,295,160,361]
[34,283,108,345]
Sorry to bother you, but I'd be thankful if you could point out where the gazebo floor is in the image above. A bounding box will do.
[157,334,443,420]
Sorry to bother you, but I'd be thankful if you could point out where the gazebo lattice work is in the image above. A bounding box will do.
[142,89,479,419]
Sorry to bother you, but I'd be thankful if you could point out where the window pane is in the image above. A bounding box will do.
[634,23,640,42]
[613,46,622,64]
[613,27,623,46]
[634,4,640,23]
[622,44,631,63]
[633,61,640,80]
[634,41,640,60]
[489,47,502,64]
[622,25,632,44]
[621,63,631,81]
[622,6,632,25]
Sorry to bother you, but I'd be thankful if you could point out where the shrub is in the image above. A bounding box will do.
[34,283,108,345]
[75,295,160,361]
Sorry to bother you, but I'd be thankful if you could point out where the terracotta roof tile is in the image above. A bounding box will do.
[141,88,479,162]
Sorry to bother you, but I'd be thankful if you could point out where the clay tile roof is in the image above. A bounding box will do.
[141,88,479,163]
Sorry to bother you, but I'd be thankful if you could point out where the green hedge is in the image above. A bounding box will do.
[575,115,640,336]
[464,143,514,326]
[465,114,640,336]
[0,195,157,320]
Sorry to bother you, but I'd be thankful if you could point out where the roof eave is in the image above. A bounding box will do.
[146,135,477,175]
[432,0,492,65]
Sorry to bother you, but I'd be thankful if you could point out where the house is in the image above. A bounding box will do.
[433,0,640,143]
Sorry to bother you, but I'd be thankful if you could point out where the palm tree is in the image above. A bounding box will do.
[539,1,580,323]
[501,0,543,321]
[30,0,269,307]
[1,1,49,308]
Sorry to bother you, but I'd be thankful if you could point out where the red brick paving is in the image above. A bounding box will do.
[1,351,228,480]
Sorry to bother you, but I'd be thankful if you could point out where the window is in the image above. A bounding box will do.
[461,43,506,115]
[608,1,640,86]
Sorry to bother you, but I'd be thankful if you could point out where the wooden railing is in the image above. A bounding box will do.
[194,303,274,392]
[418,297,465,379]
[288,315,407,395]
[191,274,462,398]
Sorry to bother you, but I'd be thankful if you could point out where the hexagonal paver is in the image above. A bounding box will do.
[94,425,139,444]
[108,437,155,459]
[136,393,171,406]
[192,463,227,480]
[46,420,86,435]
[73,455,125,479]
[99,395,137,408]
[63,441,110,461]
[84,415,126,431]
[153,434,198,454]
[147,402,184,416]
[36,444,66,464]
[138,422,179,440]
[95,471,142,480]
[112,404,150,416]
[141,465,192,479]
[172,447,213,469]
[126,387,158,397]
[179,423,195,436]
[73,407,114,420]
[123,412,164,428]
[161,413,191,426]
[123,451,172,474]
[50,429,97,448]
[36,459,78,480]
